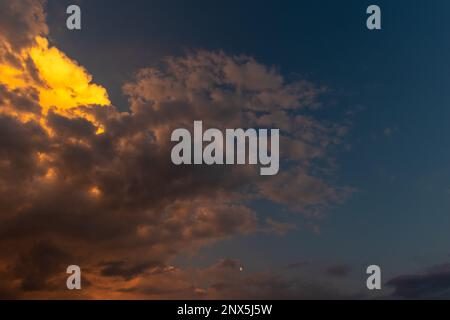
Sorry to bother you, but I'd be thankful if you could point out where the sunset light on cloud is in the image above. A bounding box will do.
[3,0,450,303]
[0,30,109,133]
[29,36,110,110]
[2,0,340,299]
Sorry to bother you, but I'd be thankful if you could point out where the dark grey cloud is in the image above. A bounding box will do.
[13,241,70,291]
[0,0,48,51]
[325,264,352,278]
[387,264,450,299]
[99,260,161,280]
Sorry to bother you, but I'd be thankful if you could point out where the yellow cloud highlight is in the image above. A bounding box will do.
[29,37,110,111]
[89,186,102,198]
[0,63,28,88]
[0,36,110,133]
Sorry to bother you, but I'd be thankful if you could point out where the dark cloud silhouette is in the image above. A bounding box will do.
[387,264,450,299]
[99,260,161,280]
[325,264,352,278]
[14,241,70,291]
[0,0,48,51]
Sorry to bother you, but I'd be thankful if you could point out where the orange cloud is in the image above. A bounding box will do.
[29,37,110,111]
[0,36,110,132]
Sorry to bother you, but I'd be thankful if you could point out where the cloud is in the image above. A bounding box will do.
[325,264,352,278]
[0,0,351,298]
[14,241,70,291]
[0,1,109,130]
[0,0,48,51]
[0,35,110,120]
[263,218,297,235]
[387,264,450,299]
[28,37,110,111]
[101,258,357,300]
[99,260,161,280]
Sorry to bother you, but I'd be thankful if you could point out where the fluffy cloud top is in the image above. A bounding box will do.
[0,0,350,298]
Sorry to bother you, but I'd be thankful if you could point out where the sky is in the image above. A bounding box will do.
[1,0,450,299]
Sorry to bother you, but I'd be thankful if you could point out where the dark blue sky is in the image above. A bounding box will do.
[45,0,450,295]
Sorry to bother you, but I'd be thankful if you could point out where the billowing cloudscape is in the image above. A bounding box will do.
[0,0,351,298]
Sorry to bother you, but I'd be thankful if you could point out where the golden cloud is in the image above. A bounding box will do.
[0,36,110,132]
